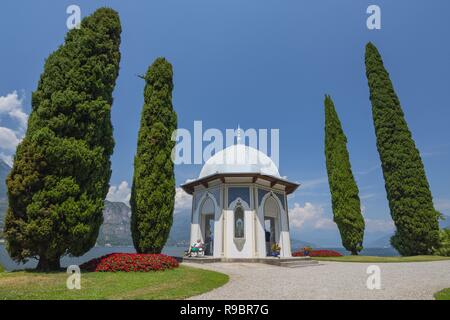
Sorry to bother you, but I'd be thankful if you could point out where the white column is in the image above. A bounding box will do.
[256,206,266,258]
[190,206,201,245]
[213,206,222,258]
[279,208,292,257]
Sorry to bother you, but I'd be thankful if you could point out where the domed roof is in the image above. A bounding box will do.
[199,144,280,179]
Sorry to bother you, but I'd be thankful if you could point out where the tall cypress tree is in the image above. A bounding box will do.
[365,42,440,255]
[4,8,121,271]
[130,58,177,254]
[324,95,365,255]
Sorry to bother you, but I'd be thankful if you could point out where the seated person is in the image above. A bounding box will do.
[187,239,204,256]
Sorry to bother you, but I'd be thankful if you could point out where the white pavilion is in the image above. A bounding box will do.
[181,141,300,259]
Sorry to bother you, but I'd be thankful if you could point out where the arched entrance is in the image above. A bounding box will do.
[200,197,215,256]
[264,196,280,256]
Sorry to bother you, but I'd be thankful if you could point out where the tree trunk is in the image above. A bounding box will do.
[36,256,61,272]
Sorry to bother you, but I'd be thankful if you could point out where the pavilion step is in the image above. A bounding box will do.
[180,256,321,267]
[278,260,320,268]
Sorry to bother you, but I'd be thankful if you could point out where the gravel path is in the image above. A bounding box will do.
[184,260,450,300]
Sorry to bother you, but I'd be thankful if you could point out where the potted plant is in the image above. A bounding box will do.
[271,243,281,257]
[303,246,312,256]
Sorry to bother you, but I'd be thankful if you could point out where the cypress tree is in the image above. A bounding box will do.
[130,58,177,253]
[365,42,440,255]
[324,95,365,255]
[4,8,121,271]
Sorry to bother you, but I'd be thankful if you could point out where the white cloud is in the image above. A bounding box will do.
[289,202,394,234]
[0,91,28,129]
[289,203,319,228]
[0,127,21,150]
[314,218,336,230]
[0,91,28,165]
[0,153,13,167]
[175,187,192,214]
[289,202,336,230]
[106,182,193,213]
[106,181,131,204]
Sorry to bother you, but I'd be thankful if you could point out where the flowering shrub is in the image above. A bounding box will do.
[292,249,343,257]
[80,253,179,272]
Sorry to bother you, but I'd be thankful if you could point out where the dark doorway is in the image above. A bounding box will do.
[204,214,214,256]
[264,217,276,256]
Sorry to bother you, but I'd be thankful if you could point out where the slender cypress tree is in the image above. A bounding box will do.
[365,42,440,255]
[4,8,121,271]
[130,58,177,253]
[324,95,365,255]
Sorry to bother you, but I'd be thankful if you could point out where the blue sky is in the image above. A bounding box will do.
[0,0,449,247]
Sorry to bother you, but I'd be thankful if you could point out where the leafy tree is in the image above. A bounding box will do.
[365,42,440,255]
[324,95,365,255]
[130,58,177,253]
[434,229,450,257]
[4,8,121,271]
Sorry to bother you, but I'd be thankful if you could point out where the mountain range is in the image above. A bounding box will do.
[0,157,189,246]
[367,214,450,248]
[98,201,191,247]
[367,234,394,248]
[0,160,10,236]
[97,201,133,246]
[1,158,449,246]
[0,160,9,200]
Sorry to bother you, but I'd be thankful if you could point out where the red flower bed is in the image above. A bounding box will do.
[292,250,343,257]
[80,253,179,272]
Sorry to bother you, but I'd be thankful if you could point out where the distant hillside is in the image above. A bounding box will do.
[367,234,394,248]
[0,195,134,245]
[366,215,450,248]
[0,160,10,201]
[0,160,135,244]
[166,212,190,246]
[0,160,11,237]
[98,202,192,247]
[97,200,133,246]
[0,183,191,247]
[0,199,6,237]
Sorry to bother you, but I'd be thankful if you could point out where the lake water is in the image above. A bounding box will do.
[0,244,398,271]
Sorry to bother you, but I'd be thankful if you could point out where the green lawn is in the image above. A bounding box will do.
[434,288,450,300]
[312,255,450,263]
[0,265,228,300]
